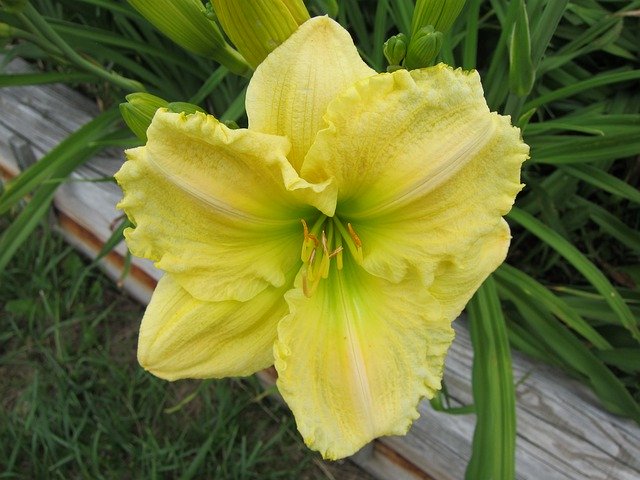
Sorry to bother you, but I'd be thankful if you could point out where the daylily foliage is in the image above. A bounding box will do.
[115,17,528,459]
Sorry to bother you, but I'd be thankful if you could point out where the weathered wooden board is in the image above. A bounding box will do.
[2,57,639,480]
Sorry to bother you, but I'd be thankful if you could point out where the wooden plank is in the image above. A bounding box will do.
[2,56,640,480]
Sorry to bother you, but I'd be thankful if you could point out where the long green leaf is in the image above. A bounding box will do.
[461,0,481,69]
[498,280,640,422]
[594,349,640,374]
[0,109,121,271]
[496,264,611,349]
[508,207,640,342]
[466,277,516,480]
[560,164,640,204]
[529,0,569,67]
[508,0,534,96]
[523,69,640,111]
[0,72,96,87]
[529,131,640,164]
[570,196,640,254]
[0,109,121,216]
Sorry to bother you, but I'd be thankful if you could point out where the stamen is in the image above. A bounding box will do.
[334,234,344,270]
[300,218,320,263]
[307,248,317,282]
[347,223,362,248]
[319,251,331,279]
[302,272,321,297]
[299,215,365,296]
[321,230,329,254]
[333,217,363,265]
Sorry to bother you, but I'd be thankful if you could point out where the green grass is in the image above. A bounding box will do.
[0,221,371,480]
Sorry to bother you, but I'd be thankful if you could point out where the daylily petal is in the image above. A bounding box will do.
[429,219,511,321]
[139,274,290,380]
[116,110,334,303]
[302,65,528,284]
[274,263,453,460]
[246,16,375,171]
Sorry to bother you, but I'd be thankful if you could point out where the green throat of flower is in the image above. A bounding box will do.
[300,215,364,297]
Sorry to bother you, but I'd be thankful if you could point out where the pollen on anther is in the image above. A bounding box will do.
[347,223,362,248]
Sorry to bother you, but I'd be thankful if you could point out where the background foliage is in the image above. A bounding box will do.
[1,1,639,478]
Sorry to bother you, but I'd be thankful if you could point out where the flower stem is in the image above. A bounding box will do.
[21,4,146,92]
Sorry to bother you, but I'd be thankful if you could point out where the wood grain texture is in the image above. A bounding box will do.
[1,57,639,480]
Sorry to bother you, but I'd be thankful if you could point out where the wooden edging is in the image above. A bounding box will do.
[2,57,640,480]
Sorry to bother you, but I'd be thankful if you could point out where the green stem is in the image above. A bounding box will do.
[9,25,65,58]
[216,43,252,78]
[21,4,146,92]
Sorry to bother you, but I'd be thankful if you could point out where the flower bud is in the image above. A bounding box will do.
[0,22,14,38]
[383,33,407,69]
[166,102,206,115]
[120,93,169,141]
[211,0,308,68]
[127,0,250,76]
[281,0,311,25]
[405,25,443,70]
[411,0,466,35]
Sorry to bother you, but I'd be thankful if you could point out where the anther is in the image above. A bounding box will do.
[321,230,329,254]
[347,223,362,248]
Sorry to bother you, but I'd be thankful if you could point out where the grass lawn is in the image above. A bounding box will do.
[0,220,373,479]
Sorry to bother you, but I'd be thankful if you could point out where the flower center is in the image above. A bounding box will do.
[300,215,363,297]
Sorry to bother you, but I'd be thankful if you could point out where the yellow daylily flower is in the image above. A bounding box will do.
[115,17,528,460]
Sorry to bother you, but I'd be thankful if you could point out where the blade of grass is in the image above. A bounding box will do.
[523,69,640,112]
[508,0,534,97]
[0,72,96,86]
[496,264,612,349]
[188,67,229,105]
[570,196,640,255]
[0,109,121,215]
[497,279,640,422]
[461,0,481,69]
[560,164,640,204]
[529,0,569,67]
[594,349,640,374]
[389,0,413,36]
[0,109,121,271]
[465,276,516,480]
[220,87,247,123]
[371,0,390,72]
[529,131,640,164]
[49,20,205,78]
[19,4,145,92]
[484,0,521,110]
[508,207,640,342]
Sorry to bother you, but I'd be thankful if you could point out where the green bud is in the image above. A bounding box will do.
[0,22,14,38]
[223,120,240,130]
[411,0,466,35]
[404,25,443,70]
[120,92,169,141]
[127,0,250,76]
[281,0,311,25]
[0,0,28,13]
[383,33,407,68]
[212,0,308,68]
[166,102,206,115]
